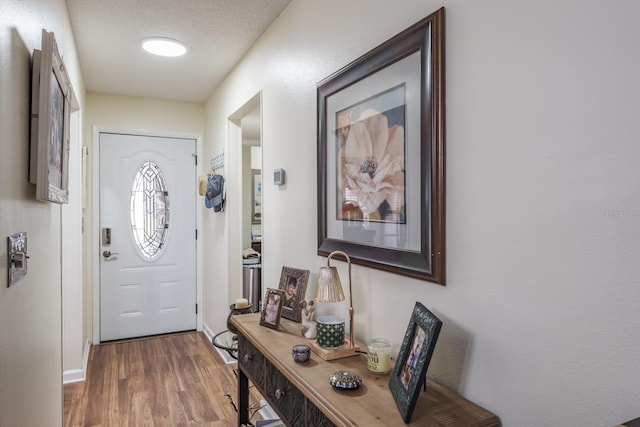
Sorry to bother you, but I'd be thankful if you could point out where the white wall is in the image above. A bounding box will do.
[0,0,84,425]
[203,0,640,425]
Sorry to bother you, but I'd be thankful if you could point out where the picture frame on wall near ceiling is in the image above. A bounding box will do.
[30,29,73,204]
[317,8,445,284]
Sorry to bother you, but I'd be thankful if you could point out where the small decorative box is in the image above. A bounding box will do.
[328,370,362,389]
[292,344,311,362]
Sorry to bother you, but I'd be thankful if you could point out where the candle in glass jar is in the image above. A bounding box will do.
[367,338,391,374]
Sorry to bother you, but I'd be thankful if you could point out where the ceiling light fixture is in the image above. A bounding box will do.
[142,37,187,57]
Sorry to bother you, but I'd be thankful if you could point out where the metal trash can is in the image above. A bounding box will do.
[242,264,261,313]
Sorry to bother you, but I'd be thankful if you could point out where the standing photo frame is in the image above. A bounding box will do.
[30,29,73,204]
[260,288,285,330]
[317,8,445,284]
[389,302,442,423]
[277,266,310,322]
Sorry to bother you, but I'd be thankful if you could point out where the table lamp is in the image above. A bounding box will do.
[311,250,360,360]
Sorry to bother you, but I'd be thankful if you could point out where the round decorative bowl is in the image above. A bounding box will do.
[292,344,311,362]
[328,370,362,390]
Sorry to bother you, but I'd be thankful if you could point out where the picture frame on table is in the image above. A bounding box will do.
[30,29,74,204]
[260,288,285,330]
[389,301,442,423]
[277,266,310,322]
[316,8,445,284]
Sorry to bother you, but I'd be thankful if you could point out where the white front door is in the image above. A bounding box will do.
[99,132,197,341]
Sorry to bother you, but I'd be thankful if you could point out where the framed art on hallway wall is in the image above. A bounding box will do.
[30,29,74,204]
[317,8,445,284]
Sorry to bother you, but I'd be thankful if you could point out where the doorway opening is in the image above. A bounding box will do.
[241,106,262,311]
[227,93,262,312]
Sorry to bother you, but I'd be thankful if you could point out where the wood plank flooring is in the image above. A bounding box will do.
[64,331,265,427]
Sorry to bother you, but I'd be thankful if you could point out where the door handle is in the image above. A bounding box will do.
[103,250,119,259]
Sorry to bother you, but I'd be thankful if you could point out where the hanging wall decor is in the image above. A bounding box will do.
[317,8,445,284]
[30,29,74,204]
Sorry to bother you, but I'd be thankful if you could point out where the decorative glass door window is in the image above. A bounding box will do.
[130,161,170,260]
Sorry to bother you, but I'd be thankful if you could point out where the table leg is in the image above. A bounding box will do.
[237,367,249,427]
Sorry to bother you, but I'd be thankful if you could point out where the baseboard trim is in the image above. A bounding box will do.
[203,322,237,365]
[202,323,215,341]
[258,399,279,420]
[63,368,84,384]
[63,339,91,384]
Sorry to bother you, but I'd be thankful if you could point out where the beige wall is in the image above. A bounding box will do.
[85,92,205,135]
[203,0,640,426]
[0,0,84,425]
[3,0,640,425]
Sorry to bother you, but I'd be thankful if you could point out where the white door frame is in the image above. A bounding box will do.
[92,126,204,344]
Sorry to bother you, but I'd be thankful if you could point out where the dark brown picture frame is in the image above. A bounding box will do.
[317,8,445,284]
[389,301,442,423]
[260,288,285,330]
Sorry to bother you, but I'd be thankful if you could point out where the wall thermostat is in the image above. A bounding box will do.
[274,168,285,185]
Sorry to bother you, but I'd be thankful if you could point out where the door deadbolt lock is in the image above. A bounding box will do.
[102,228,111,245]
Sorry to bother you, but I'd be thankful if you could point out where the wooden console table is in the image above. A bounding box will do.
[231,313,499,426]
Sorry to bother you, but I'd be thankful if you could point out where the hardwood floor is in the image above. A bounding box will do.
[64,331,265,427]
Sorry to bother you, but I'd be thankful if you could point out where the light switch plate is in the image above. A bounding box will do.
[7,232,28,287]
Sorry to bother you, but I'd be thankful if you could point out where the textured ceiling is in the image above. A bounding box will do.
[66,0,291,103]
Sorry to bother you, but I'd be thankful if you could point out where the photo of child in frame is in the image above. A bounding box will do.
[389,301,442,424]
[277,267,309,322]
[260,288,284,330]
[400,326,426,388]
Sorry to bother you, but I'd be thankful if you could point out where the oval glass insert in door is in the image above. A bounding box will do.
[130,160,170,260]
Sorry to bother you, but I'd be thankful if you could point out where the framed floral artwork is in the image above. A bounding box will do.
[317,8,445,284]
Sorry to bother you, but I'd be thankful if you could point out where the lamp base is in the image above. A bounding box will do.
[309,338,360,361]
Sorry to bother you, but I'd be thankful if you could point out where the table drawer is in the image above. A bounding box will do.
[306,400,337,427]
[237,334,265,387]
[266,360,305,426]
